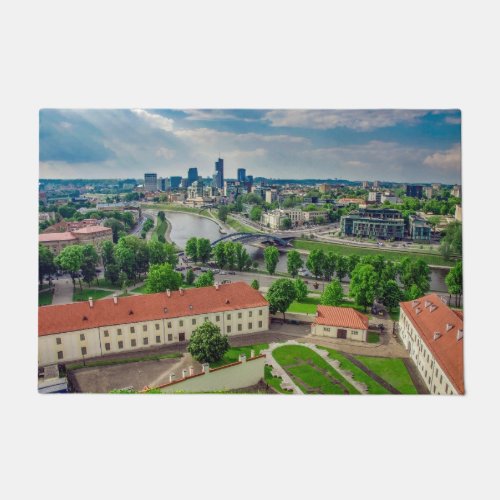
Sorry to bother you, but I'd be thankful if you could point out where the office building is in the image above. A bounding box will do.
[170,176,182,190]
[408,215,431,241]
[406,184,423,199]
[214,158,224,189]
[341,208,405,240]
[144,173,158,192]
[237,168,246,183]
[187,167,199,187]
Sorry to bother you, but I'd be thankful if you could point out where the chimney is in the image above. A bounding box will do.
[433,331,441,341]
[113,293,118,305]
[182,369,188,379]
[202,363,210,374]
[88,297,93,308]
[189,366,194,376]
[215,282,220,290]
[169,373,176,383]
[179,288,184,296]
[166,289,171,297]
[239,354,247,363]
[250,349,255,358]
[457,329,464,341]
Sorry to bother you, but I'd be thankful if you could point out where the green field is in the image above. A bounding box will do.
[91,278,122,290]
[272,344,360,394]
[264,365,293,394]
[210,343,269,368]
[367,332,380,343]
[292,239,454,266]
[354,355,418,394]
[73,288,114,302]
[39,290,53,306]
[151,218,168,242]
[285,294,367,315]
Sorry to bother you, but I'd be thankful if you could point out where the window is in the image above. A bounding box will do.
[118,341,124,349]
[324,327,331,332]
[105,343,111,351]
[258,321,263,328]
[143,325,147,332]
[238,324,242,332]
[168,334,173,342]
[156,336,161,343]
[155,323,160,331]
[130,326,135,333]
[435,368,438,376]
[440,375,443,384]
[117,328,122,335]
[56,338,62,345]
[248,311,253,317]
[131,339,137,347]
[204,316,209,322]
[445,383,449,393]
[80,334,85,341]
[248,322,253,330]
[179,320,184,327]
[57,351,63,360]
[81,347,87,355]
[227,314,231,320]
[433,385,436,393]
[104,330,109,337]
[238,312,242,319]
[143,337,149,345]
[215,315,220,322]
[259,309,263,316]
[227,325,231,333]
[192,318,196,325]
[167,322,172,329]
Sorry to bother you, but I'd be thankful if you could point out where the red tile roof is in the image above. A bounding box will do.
[315,306,369,330]
[72,226,111,235]
[400,294,464,394]
[38,282,269,336]
[39,232,77,242]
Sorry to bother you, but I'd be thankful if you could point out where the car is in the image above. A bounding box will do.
[219,271,227,275]
[227,271,236,275]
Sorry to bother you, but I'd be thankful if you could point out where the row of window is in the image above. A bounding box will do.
[226,321,263,333]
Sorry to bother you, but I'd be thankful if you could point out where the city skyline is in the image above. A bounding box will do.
[40,109,461,183]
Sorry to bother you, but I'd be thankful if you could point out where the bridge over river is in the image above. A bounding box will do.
[210,232,293,247]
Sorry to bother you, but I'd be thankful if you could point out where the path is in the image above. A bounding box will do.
[51,279,75,305]
[147,353,202,389]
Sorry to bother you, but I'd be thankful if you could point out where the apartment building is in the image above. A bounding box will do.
[341,208,405,239]
[398,294,464,395]
[38,282,270,366]
[39,225,113,256]
[408,215,432,241]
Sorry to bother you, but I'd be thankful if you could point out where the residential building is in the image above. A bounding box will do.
[311,306,369,342]
[432,183,442,191]
[341,208,405,239]
[39,226,113,256]
[380,195,402,204]
[214,158,224,189]
[237,168,246,183]
[38,282,270,366]
[170,176,182,190]
[406,184,423,199]
[408,215,431,241]
[398,294,464,395]
[368,191,382,203]
[336,197,364,206]
[318,183,332,193]
[451,184,462,198]
[362,181,370,189]
[424,186,433,199]
[373,180,381,188]
[455,204,462,222]
[144,173,158,192]
[265,189,278,204]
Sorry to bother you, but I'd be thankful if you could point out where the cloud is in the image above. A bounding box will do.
[423,144,461,170]
[131,109,174,132]
[264,110,429,131]
[155,147,176,160]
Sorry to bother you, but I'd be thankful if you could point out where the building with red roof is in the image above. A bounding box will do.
[39,225,112,256]
[38,282,269,366]
[399,294,464,395]
[311,305,369,342]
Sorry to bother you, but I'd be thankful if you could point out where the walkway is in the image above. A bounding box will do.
[51,278,75,305]
[147,352,202,389]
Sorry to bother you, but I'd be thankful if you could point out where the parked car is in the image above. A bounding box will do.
[227,271,236,275]
[219,271,227,275]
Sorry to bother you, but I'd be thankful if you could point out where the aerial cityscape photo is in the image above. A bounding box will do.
[38,109,463,395]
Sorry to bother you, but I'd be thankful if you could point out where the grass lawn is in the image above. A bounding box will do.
[91,278,122,290]
[264,365,293,394]
[272,344,360,394]
[389,309,400,321]
[151,219,168,242]
[226,216,261,233]
[39,290,53,306]
[367,332,380,343]
[210,343,269,368]
[354,355,418,394]
[285,295,366,315]
[292,239,455,267]
[67,352,182,371]
[130,284,149,294]
[320,347,390,394]
[73,288,114,302]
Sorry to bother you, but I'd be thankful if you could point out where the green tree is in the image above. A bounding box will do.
[322,252,338,280]
[224,241,237,270]
[264,246,280,275]
[306,249,325,278]
[250,279,260,290]
[320,279,343,306]
[217,205,229,222]
[287,250,303,278]
[349,264,380,311]
[294,278,308,302]
[405,283,424,301]
[380,280,403,311]
[213,243,227,269]
[81,244,99,287]
[399,257,431,294]
[440,221,462,256]
[267,278,297,321]
[39,245,56,286]
[250,206,263,222]
[145,263,182,293]
[336,255,349,282]
[115,243,136,282]
[196,238,212,264]
[148,240,167,265]
[157,211,166,221]
[165,243,178,267]
[104,218,125,243]
[427,215,441,234]
[185,237,198,262]
[185,268,195,285]
[104,262,120,286]
[187,322,230,364]
[100,240,115,270]
[55,245,84,287]
[445,260,463,307]
[235,243,251,271]
[280,218,292,230]
[347,255,361,277]
[195,271,215,288]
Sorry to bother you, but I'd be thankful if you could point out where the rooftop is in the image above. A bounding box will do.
[72,225,111,234]
[38,282,269,336]
[314,306,369,330]
[39,232,77,242]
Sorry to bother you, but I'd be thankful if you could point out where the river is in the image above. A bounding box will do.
[165,210,450,293]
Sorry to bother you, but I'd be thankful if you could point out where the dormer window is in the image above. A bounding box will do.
[446,323,453,332]
[433,331,441,340]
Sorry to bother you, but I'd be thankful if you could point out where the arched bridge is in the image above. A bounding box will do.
[211,232,292,247]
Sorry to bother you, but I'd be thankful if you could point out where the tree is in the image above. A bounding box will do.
[264,246,280,275]
[164,243,178,267]
[115,242,136,282]
[81,244,99,287]
[347,255,361,277]
[185,268,195,285]
[320,279,343,306]
[306,249,325,278]
[294,279,308,302]
[287,250,303,278]
[145,263,182,293]
[148,240,167,265]
[445,261,463,307]
[399,257,431,294]
[185,237,198,262]
[100,240,115,270]
[280,218,292,230]
[187,322,230,364]
[440,221,462,257]
[225,241,237,270]
[235,243,251,271]
[105,262,120,285]
[217,205,229,222]
[196,238,212,264]
[39,245,56,286]
[250,206,263,222]
[322,252,337,280]
[55,245,84,287]
[405,283,424,301]
[250,279,260,290]
[195,271,215,288]
[104,218,125,243]
[349,263,380,311]
[380,280,403,311]
[157,211,166,221]
[267,278,297,321]
[427,215,441,234]
[213,243,227,269]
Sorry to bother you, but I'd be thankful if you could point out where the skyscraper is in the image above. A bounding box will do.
[144,173,158,192]
[187,167,199,187]
[214,158,224,189]
[237,168,246,183]
[170,176,182,189]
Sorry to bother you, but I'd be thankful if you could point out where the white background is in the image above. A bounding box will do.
[1,1,499,499]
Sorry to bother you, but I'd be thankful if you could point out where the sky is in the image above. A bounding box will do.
[39,109,461,183]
